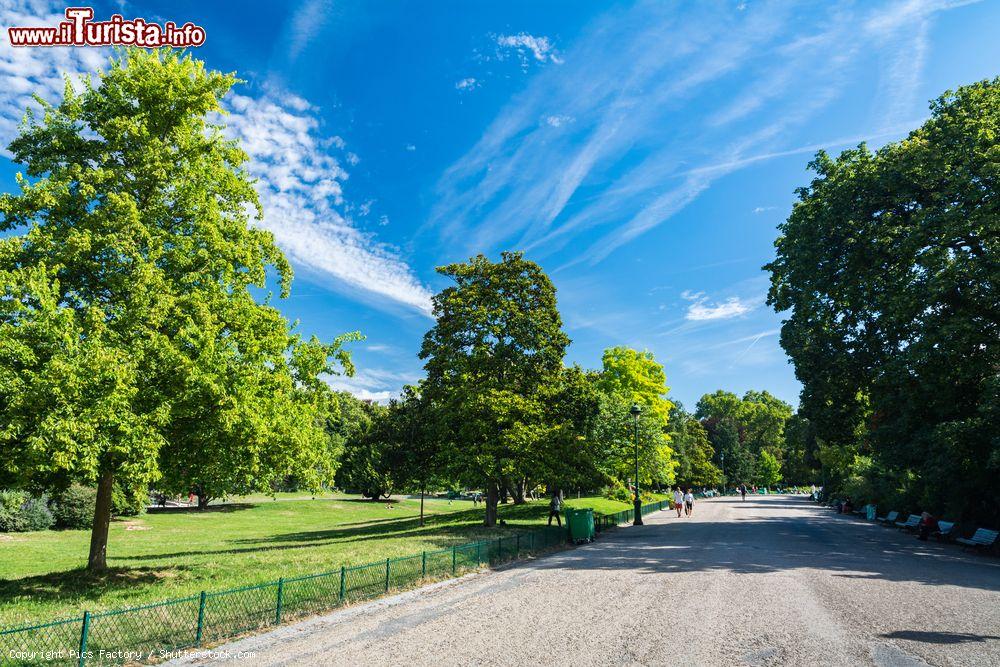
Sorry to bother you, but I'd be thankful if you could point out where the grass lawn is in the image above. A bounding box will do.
[0,493,662,628]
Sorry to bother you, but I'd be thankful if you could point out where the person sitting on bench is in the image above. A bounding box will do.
[917,511,938,541]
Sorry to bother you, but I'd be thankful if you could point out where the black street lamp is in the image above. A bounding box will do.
[630,403,643,526]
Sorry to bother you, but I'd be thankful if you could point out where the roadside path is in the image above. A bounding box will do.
[171,495,1000,666]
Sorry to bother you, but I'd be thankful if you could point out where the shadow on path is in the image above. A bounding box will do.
[531,496,1000,593]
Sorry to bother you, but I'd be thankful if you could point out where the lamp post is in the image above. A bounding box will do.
[630,403,643,526]
[720,452,725,495]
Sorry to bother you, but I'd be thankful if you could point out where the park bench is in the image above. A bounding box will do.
[876,510,899,525]
[895,514,921,531]
[932,521,957,541]
[956,528,999,552]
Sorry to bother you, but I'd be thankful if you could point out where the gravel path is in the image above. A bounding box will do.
[170,495,1000,666]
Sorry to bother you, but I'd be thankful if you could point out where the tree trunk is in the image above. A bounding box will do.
[499,483,509,504]
[196,491,211,510]
[484,480,499,527]
[87,469,114,572]
[419,487,425,527]
[512,478,526,505]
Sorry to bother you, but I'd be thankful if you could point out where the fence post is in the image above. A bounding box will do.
[497,536,502,562]
[421,551,427,579]
[275,578,284,625]
[78,611,90,667]
[385,559,391,592]
[476,541,481,564]
[195,591,207,646]
[452,545,457,574]
[515,533,520,558]
[339,566,346,603]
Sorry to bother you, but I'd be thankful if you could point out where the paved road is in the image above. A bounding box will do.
[174,495,1000,666]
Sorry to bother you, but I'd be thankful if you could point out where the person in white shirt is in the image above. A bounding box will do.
[673,487,684,517]
[684,489,695,517]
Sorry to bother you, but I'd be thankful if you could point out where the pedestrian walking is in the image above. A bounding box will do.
[739,483,747,501]
[684,488,695,517]
[548,493,563,526]
[673,486,684,517]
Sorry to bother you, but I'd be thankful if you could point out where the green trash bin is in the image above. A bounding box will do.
[565,507,595,543]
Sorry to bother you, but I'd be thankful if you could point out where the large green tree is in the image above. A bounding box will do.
[767,78,1000,521]
[0,49,356,570]
[419,252,570,526]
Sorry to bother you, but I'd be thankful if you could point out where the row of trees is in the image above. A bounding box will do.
[333,252,683,526]
[767,78,1000,524]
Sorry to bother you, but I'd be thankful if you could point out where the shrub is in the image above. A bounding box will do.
[0,490,28,532]
[112,483,147,517]
[20,494,54,531]
[602,480,632,504]
[53,484,97,529]
[0,490,54,532]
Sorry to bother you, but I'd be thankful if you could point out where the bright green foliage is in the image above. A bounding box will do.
[756,450,782,487]
[767,78,1000,522]
[419,252,570,525]
[0,49,357,568]
[592,378,676,489]
[597,347,674,427]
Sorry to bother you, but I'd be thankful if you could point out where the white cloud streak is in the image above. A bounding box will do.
[682,291,758,321]
[428,0,977,267]
[0,1,432,317]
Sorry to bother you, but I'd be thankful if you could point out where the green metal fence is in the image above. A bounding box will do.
[1,503,669,666]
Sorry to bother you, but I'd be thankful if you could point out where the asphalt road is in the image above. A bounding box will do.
[172,495,1000,667]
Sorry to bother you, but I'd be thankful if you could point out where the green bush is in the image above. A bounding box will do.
[0,490,28,532]
[53,484,96,529]
[0,490,54,532]
[112,483,147,517]
[602,480,632,504]
[20,494,54,531]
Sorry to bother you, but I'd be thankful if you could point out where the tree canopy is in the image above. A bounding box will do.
[767,78,1000,522]
[0,49,357,569]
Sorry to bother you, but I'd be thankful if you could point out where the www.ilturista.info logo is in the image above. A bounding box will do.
[7,7,206,47]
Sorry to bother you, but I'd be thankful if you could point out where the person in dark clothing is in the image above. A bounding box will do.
[739,483,747,501]
[548,493,563,526]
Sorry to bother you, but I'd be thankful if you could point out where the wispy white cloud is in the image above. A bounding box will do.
[544,114,574,127]
[428,1,977,267]
[323,367,420,403]
[225,92,433,315]
[285,0,333,62]
[455,77,479,91]
[682,291,758,321]
[495,33,562,67]
[0,1,432,317]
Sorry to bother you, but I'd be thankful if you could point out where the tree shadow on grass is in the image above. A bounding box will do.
[147,503,256,514]
[0,565,190,611]
[107,504,553,562]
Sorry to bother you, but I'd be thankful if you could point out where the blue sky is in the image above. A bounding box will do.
[2,0,998,408]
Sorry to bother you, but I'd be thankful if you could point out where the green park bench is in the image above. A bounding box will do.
[876,510,899,525]
[956,528,999,552]
[895,514,921,531]
[932,521,957,541]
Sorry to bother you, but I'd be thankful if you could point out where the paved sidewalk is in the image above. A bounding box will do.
[170,496,1000,666]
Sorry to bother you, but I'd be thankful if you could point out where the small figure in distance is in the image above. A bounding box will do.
[684,488,695,517]
[739,483,747,502]
[673,486,684,517]
[548,492,563,527]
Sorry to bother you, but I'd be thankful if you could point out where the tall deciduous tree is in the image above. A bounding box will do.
[767,79,1000,521]
[419,252,569,526]
[0,49,357,570]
